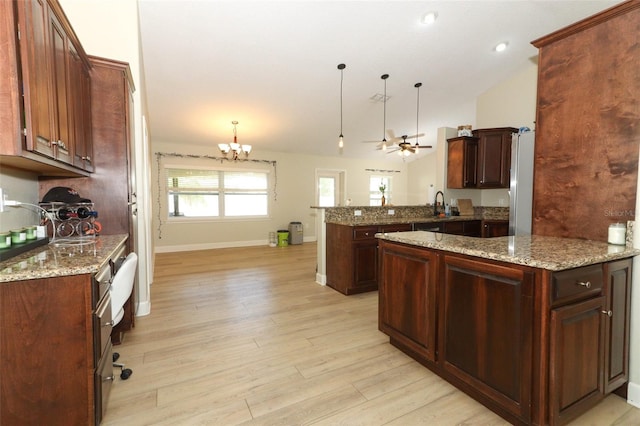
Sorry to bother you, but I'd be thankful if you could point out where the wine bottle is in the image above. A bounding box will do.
[56,208,78,221]
[77,207,98,219]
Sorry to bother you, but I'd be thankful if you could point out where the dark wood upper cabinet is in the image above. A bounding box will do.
[447,136,478,188]
[447,127,516,189]
[0,0,92,176]
[531,2,640,241]
[473,127,516,189]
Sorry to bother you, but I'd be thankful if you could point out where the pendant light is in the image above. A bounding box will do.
[337,63,346,149]
[381,74,389,151]
[414,82,422,154]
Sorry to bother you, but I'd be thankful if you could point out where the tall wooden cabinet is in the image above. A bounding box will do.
[531,2,640,241]
[40,57,137,343]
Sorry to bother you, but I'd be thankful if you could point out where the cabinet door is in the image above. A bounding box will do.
[550,296,605,425]
[49,9,72,164]
[447,137,478,188]
[603,259,632,393]
[70,44,93,172]
[379,241,437,361]
[475,129,512,188]
[443,221,464,235]
[440,255,533,422]
[353,240,378,290]
[17,0,56,157]
[482,220,509,238]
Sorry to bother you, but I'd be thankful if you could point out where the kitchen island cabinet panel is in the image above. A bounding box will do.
[379,242,437,361]
[549,296,605,425]
[603,259,632,394]
[441,255,533,422]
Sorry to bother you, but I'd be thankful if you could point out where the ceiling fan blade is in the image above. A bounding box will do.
[386,129,397,140]
[402,133,425,140]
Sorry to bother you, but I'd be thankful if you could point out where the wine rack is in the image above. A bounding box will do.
[39,202,99,244]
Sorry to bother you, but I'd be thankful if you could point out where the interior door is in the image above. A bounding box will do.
[316,169,345,207]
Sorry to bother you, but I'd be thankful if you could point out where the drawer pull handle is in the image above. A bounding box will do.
[601,310,613,317]
[104,321,114,327]
[103,375,115,382]
[576,281,591,289]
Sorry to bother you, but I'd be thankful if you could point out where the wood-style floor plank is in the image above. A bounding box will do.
[101,243,639,425]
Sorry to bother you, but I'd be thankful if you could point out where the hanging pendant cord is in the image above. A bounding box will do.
[340,68,344,135]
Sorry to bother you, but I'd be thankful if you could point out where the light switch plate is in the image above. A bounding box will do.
[388,209,395,215]
[354,210,362,216]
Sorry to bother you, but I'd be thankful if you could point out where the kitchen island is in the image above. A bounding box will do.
[377,231,637,426]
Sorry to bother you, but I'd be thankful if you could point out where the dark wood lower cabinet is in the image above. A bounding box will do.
[326,222,412,295]
[378,243,437,362]
[378,239,633,426]
[441,255,533,423]
[550,297,605,425]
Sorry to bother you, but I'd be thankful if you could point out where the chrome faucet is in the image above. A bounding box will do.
[434,191,445,216]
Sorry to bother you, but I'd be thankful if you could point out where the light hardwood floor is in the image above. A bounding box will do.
[102,243,640,425]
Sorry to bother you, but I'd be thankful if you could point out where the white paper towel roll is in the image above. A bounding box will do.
[427,185,435,204]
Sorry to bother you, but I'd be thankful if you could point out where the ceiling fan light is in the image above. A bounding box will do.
[338,134,344,149]
[415,142,420,154]
[382,141,387,151]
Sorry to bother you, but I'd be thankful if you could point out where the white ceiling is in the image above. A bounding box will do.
[138,0,620,162]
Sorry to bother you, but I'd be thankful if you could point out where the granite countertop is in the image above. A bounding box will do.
[0,234,128,283]
[377,231,639,271]
[327,215,489,226]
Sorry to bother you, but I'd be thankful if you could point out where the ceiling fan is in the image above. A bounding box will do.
[362,129,424,150]
[387,134,433,156]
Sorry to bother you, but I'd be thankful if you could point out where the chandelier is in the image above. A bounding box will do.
[218,120,252,160]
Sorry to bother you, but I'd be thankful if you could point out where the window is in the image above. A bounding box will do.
[166,167,269,219]
[370,176,391,206]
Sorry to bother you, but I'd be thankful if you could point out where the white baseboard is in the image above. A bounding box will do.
[155,236,317,253]
[628,381,640,408]
[316,273,326,285]
[136,300,151,317]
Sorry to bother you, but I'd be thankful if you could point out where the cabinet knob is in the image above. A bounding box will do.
[576,281,591,289]
[82,156,91,161]
[365,232,369,236]
[601,310,613,317]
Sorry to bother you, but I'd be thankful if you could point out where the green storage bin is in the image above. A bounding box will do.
[277,230,289,247]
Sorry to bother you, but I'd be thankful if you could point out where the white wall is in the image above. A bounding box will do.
[475,61,538,207]
[152,140,411,251]
[59,0,153,316]
[0,168,40,229]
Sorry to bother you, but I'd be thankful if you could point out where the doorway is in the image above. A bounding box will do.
[316,169,346,207]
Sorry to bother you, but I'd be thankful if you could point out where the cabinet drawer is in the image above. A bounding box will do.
[95,342,114,425]
[94,292,113,367]
[353,226,378,240]
[552,265,603,306]
[380,223,412,233]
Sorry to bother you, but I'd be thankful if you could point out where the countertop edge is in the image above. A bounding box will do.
[0,234,129,283]
[377,232,639,271]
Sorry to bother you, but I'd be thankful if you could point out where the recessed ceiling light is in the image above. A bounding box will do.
[421,11,438,25]
[494,42,509,52]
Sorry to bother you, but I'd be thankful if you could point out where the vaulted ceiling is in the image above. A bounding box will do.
[138,0,620,162]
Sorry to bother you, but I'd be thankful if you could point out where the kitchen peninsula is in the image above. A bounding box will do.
[319,205,509,295]
[377,230,637,425]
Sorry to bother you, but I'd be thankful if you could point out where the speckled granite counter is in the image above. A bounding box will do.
[327,215,486,226]
[377,231,639,271]
[0,234,128,283]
